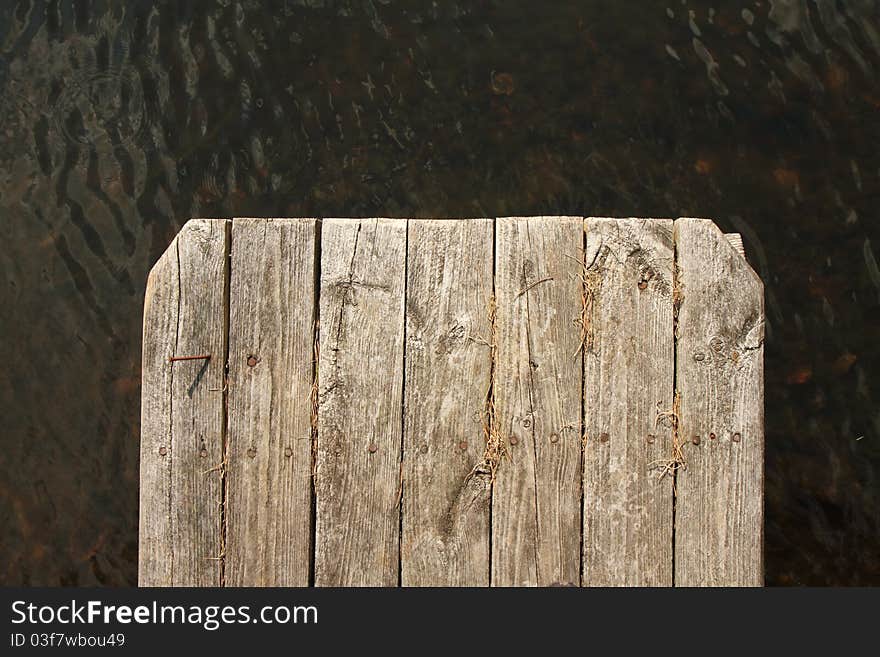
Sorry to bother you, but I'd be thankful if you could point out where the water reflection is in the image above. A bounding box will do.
[0,0,878,585]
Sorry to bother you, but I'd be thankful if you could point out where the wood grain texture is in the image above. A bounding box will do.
[315,218,407,586]
[139,230,179,586]
[582,218,674,586]
[492,216,583,586]
[139,216,765,588]
[401,219,493,586]
[139,219,229,586]
[674,218,765,586]
[225,218,317,586]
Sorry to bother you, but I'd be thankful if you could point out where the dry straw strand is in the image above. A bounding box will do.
[649,391,686,494]
[565,245,604,358]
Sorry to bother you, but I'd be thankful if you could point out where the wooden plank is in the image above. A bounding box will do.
[315,218,407,586]
[401,219,493,586]
[674,218,765,586]
[492,216,583,586]
[582,218,674,586]
[139,219,229,586]
[139,232,179,586]
[225,218,317,586]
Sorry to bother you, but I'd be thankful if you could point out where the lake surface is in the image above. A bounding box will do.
[1,0,878,585]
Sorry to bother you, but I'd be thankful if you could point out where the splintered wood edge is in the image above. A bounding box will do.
[678,218,760,284]
[724,233,745,258]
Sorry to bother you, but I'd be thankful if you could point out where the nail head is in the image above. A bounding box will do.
[247,447,257,458]
[549,433,559,443]
[368,443,378,453]
[692,435,701,445]
[509,435,519,446]
[732,432,741,442]
[599,432,609,443]
[284,447,293,458]
[158,446,167,456]
[247,355,258,367]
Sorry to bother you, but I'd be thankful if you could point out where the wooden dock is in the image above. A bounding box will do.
[139,217,764,587]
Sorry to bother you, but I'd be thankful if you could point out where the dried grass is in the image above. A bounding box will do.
[204,457,227,563]
[565,248,603,358]
[516,276,554,298]
[649,391,687,494]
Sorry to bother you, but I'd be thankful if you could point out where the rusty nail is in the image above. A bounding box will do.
[732,432,741,442]
[247,447,256,458]
[638,280,648,290]
[599,432,609,443]
[368,443,378,453]
[549,433,559,443]
[709,432,716,440]
[509,435,519,446]
[458,440,468,451]
[158,446,167,456]
[692,435,701,445]
[647,434,656,444]
[169,354,211,362]
[199,449,208,458]
[284,447,293,458]
[247,355,259,367]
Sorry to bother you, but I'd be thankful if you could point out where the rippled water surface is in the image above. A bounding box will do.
[1,0,879,585]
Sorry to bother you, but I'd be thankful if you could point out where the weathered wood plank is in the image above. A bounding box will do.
[315,218,407,586]
[139,233,179,586]
[401,219,493,586]
[225,218,317,586]
[139,219,229,586]
[582,218,674,586]
[493,216,583,586]
[674,218,764,586]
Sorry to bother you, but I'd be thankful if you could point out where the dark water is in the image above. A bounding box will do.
[1,0,878,586]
